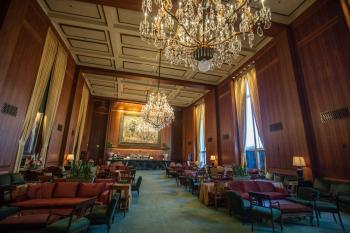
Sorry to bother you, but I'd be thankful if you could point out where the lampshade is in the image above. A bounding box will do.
[293,156,306,167]
[210,155,216,161]
[66,154,74,161]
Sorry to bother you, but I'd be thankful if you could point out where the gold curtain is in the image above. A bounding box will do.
[72,84,90,161]
[13,28,58,172]
[40,45,68,165]
[234,75,247,167]
[246,68,264,145]
[195,103,205,163]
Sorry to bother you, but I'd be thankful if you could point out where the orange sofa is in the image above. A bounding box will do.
[11,182,109,210]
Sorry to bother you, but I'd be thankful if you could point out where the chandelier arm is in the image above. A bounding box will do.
[161,6,202,45]
[157,49,162,90]
[206,31,245,47]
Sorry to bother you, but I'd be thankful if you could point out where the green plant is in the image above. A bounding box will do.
[232,164,248,177]
[70,161,94,180]
[106,142,113,149]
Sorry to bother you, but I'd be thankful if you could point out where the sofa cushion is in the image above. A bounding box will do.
[11,173,25,185]
[241,181,260,193]
[256,181,275,192]
[12,197,92,209]
[227,181,244,193]
[0,213,57,230]
[41,182,56,198]
[0,174,11,186]
[77,183,105,198]
[53,182,79,198]
[26,184,42,199]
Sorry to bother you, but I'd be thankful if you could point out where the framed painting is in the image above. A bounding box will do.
[118,113,160,147]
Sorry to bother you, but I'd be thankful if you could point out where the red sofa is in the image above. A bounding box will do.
[227,180,287,200]
[11,182,109,210]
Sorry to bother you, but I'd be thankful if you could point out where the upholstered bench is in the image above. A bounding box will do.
[0,213,59,232]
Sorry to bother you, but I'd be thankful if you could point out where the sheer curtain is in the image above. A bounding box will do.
[195,103,205,164]
[40,45,68,165]
[72,84,90,161]
[246,68,264,145]
[234,76,247,166]
[14,28,58,172]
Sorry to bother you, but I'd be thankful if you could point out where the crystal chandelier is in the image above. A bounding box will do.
[142,50,175,130]
[140,0,271,72]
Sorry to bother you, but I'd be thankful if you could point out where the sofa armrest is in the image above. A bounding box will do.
[97,190,110,205]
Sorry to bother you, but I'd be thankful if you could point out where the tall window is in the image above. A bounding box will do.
[199,109,206,165]
[245,82,265,171]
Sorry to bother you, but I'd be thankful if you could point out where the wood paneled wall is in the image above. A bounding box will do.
[87,98,109,163]
[0,0,50,172]
[254,30,312,178]
[182,106,196,161]
[104,101,176,161]
[46,56,76,167]
[204,90,219,164]
[291,0,350,181]
[217,80,240,165]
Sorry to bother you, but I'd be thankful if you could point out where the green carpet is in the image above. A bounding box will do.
[89,171,350,233]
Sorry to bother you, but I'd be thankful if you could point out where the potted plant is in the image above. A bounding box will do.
[161,143,170,160]
[68,160,94,182]
[232,163,249,180]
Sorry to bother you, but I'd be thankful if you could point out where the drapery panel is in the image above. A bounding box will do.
[14,28,59,172]
[246,68,264,146]
[72,84,90,161]
[195,103,205,163]
[40,45,68,166]
[234,75,247,167]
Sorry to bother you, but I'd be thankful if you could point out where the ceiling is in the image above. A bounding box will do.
[37,0,315,107]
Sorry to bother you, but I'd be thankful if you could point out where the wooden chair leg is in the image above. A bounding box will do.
[332,213,338,224]
[315,210,320,227]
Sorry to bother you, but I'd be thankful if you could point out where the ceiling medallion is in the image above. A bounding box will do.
[140,0,271,72]
[141,50,175,130]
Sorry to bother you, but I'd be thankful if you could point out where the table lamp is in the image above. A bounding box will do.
[210,155,216,167]
[293,156,306,185]
[66,154,74,167]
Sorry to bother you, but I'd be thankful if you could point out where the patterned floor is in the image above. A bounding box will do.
[90,170,350,233]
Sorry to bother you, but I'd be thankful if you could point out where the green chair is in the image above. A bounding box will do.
[90,193,120,233]
[132,176,142,196]
[249,192,282,233]
[45,197,96,233]
[0,206,20,220]
[226,191,251,221]
[287,187,345,231]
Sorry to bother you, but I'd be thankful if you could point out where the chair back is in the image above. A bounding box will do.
[297,187,319,201]
[136,176,142,189]
[65,197,96,232]
[226,191,247,215]
[106,193,120,223]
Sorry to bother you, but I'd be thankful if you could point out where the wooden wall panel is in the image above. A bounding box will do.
[182,106,196,161]
[171,110,183,162]
[255,30,311,178]
[0,0,50,172]
[204,90,218,164]
[46,56,76,166]
[292,0,350,181]
[104,101,174,161]
[217,80,240,165]
[87,98,109,163]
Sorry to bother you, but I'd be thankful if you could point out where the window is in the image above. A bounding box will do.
[199,107,206,165]
[245,82,265,171]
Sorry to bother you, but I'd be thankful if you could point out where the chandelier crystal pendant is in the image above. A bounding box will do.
[140,0,271,72]
[142,50,175,130]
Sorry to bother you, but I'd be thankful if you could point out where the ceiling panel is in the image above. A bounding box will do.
[38,0,314,105]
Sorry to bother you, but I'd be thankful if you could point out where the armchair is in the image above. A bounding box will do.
[132,176,142,196]
[45,197,96,233]
[249,192,282,233]
[226,191,251,220]
[90,193,120,233]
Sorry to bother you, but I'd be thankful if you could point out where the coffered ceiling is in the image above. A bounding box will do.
[37,0,315,107]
